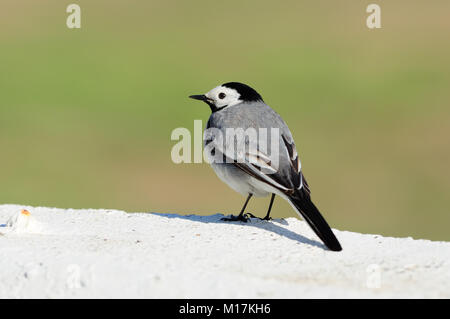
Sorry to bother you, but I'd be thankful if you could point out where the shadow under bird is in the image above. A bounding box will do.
[189,82,342,251]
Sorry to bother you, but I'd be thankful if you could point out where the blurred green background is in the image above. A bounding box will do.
[1,1,449,240]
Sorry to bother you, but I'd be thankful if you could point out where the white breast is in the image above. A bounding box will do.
[210,162,275,198]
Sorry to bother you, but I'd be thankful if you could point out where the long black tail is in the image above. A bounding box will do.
[288,189,342,251]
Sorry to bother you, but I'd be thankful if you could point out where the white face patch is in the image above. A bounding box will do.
[204,86,242,109]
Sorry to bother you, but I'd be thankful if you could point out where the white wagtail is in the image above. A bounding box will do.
[189,82,342,251]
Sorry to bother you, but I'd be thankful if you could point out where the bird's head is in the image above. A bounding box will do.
[189,82,264,112]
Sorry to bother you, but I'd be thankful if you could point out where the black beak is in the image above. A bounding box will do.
[189,94,216,112]
[189,94,208,101]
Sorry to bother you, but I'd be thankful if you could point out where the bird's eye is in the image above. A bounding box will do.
[218,92,226,99]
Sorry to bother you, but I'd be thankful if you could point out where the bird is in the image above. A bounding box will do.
[189,82,342,251]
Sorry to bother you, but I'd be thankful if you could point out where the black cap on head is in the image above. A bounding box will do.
[221,82,264,103]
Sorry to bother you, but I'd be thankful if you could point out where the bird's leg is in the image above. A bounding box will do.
[221,193,253,222]
[247,193,275,221]
[262,194,275,220]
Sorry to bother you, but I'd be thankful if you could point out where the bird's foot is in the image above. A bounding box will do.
[221,213,252,223]
[246,213,272,221]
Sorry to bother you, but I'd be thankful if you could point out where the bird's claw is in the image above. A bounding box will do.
[246,212,272,221]
[221,213,252,223]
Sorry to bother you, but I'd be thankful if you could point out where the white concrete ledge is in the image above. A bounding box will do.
[0,204,449,298]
